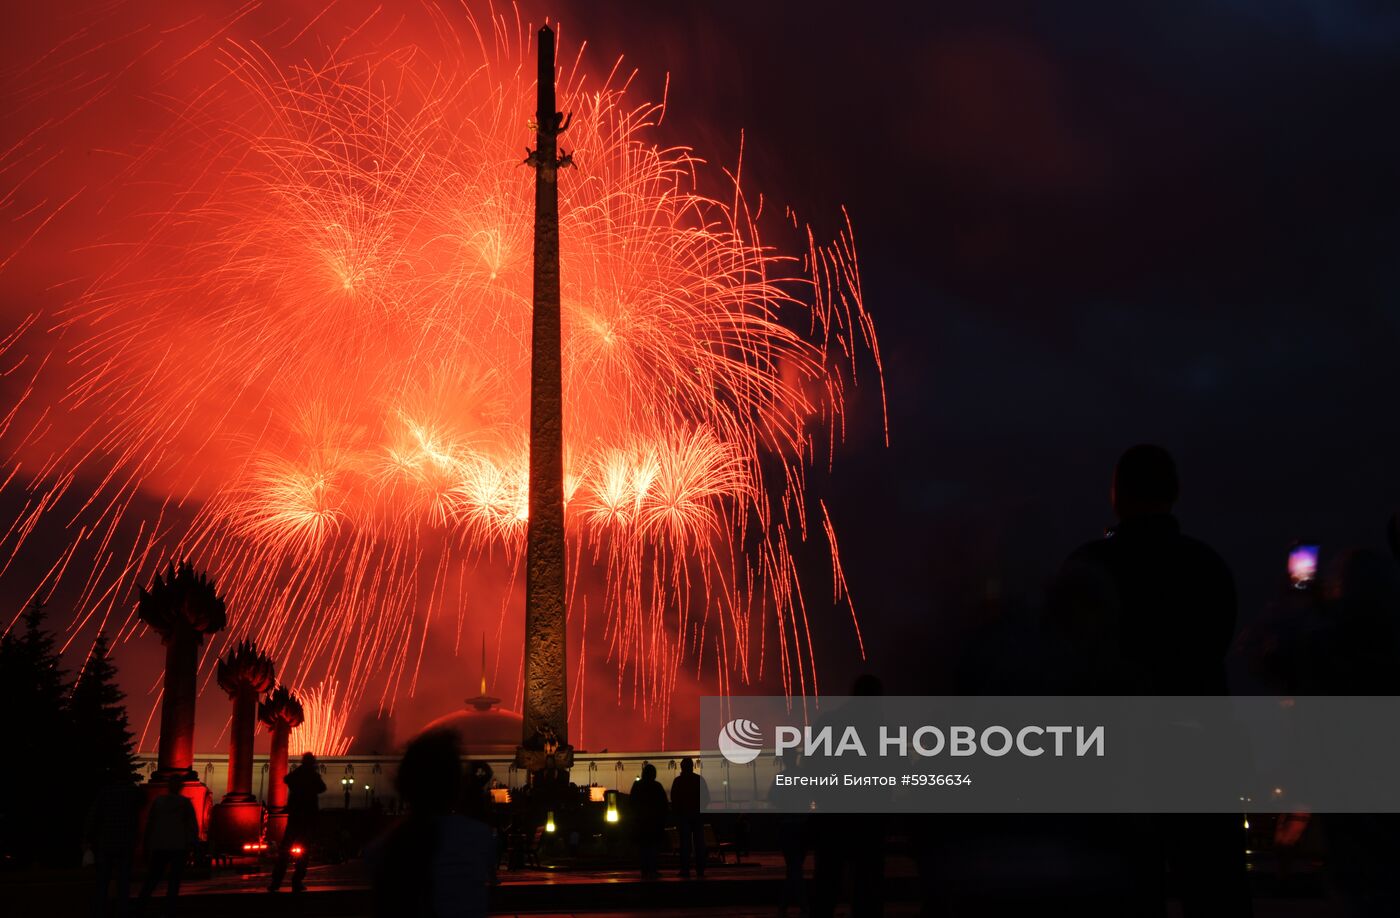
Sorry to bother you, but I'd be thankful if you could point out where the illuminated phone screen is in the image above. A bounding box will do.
[1288,544,1320,588]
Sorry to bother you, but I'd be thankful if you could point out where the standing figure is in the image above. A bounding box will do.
[669,757,709,879]
[137,778,198,917]
[770,753,809,915]
[268,752,326,893]
[629,763,668,880]
[85,778,144,917]
[1063,444,1247,916]
[369,730,496,918]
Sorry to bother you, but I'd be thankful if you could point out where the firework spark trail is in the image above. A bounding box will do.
[289,677,355,757]
[0,6,884,730]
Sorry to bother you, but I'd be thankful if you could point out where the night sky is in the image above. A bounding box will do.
[4,1,1399,750]
[585,0,1400,699]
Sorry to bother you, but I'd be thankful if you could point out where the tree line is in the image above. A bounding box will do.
[0,601,138,868]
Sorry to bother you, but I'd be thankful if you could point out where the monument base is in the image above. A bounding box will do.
[210,799,265,852]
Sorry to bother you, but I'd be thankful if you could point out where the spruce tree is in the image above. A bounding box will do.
[13,599,68,741]
[0,599,74,865]
[69,632,138,788]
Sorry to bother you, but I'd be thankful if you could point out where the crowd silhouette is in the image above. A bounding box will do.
[64,442,1400,917]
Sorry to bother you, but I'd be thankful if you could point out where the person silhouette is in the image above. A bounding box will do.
[137,777,197,917]
[669,756,709,879]
[86,776,144,917]
[368,729,495,918]
[1066,444,1236,695]
[1062,444,1248,916]
[769,752,809,915]
[629,763,668,880]
[269,752,325,893]
[810,674,886,918]
[1306,548,1400,916]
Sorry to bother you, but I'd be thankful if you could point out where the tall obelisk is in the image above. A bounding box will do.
[519,23,572,771]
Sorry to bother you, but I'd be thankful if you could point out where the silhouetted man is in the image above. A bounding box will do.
[367,730,495,918]
[1065,444,1249,916]
[669,757,709,879]
[137,778,197,917]
[269,752,326,893]
[86,777,143,917]
[811,674,886,918]
[629,763,668,880]
[1067,444,1235,694]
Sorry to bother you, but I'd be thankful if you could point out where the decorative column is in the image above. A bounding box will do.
[258,684,303,842]
[217,641,274,800]
[210,640,274,849]
[137,561,227,837]
[518,21,574,774]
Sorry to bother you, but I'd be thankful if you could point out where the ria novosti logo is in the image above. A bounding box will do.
[717,718,764,764]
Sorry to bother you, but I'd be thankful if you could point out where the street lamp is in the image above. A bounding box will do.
[340,776,353,809]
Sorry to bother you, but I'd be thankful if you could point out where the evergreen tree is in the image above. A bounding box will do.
[0,617,23,867]
[12,599,69,740]
[0,599,74,865]
[1,604,144,866]
[69,632,138,788]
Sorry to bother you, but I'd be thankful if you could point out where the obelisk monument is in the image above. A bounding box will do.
[518,22,572,772]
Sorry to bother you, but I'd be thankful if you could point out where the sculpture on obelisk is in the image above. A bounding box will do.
[517,22,573,772]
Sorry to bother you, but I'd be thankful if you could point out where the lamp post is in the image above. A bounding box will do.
[341,776,352,809]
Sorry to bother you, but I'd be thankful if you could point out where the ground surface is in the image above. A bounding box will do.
[3,852,1339,916]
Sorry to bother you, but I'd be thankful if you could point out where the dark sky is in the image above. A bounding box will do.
[5,0,1400,748]
[563,0,1400,695]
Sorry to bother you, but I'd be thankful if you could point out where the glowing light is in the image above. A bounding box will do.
[545,811,556,833]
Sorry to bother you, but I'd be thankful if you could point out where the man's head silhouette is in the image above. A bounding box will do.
[1112,444,1178,520]
[680,756,695,774]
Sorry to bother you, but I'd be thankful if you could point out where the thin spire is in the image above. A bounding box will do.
[467,632,501,712]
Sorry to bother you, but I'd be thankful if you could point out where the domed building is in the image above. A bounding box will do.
[415,644,523,758]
